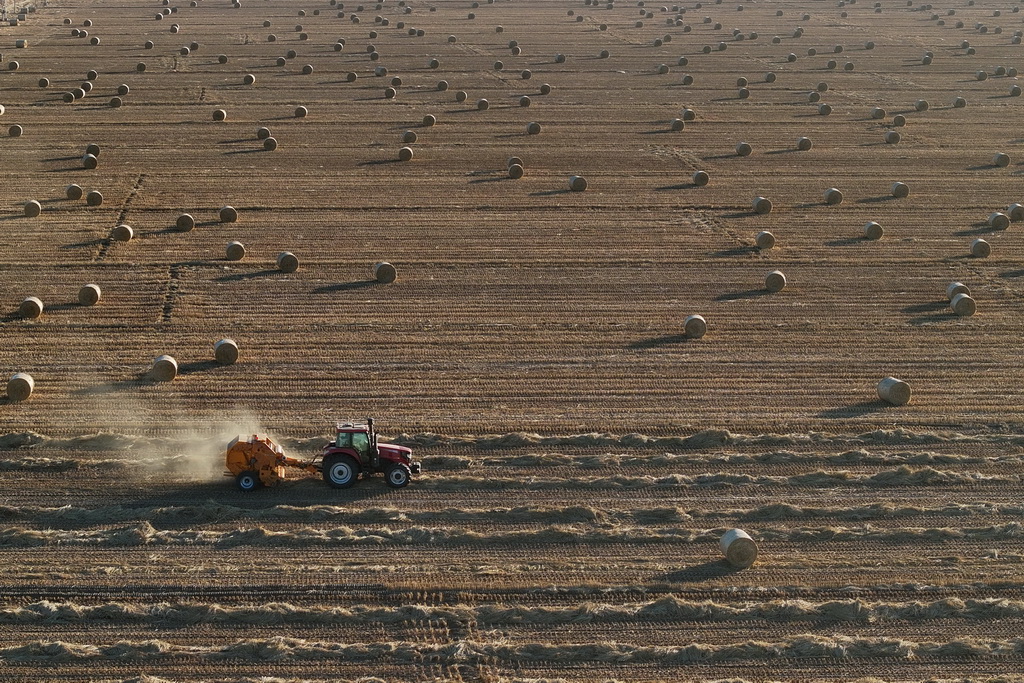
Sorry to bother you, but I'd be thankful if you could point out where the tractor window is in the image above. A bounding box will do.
[351,432,370,456]
[335,432,352,448]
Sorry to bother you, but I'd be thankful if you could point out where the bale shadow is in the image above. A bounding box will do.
[358,158,403,166]
[218,138,256,144]
[764,149,799,155]
[711,245,758,257]
[966,164,1002,171]
[530,189,571,197]
[312,280,378,294]
[660,560,744,583]
[72,374,149,395]
[818,400,891,419]
[903,300,947,313]
[1001,268,1024,278]
[61,237,106,249]
[855,195,897,204]
[178,360,222,376]
[715,289,769,301]
[629,333,690,349]
[41,155,80,162]
[825,237,864,247]
[953,224,999,236]
[720,211,759,219]
[654,183,699,191]
[223,148,264,155]
[908,312,956,325]
[468,176,511,184]
[215,269,280,282]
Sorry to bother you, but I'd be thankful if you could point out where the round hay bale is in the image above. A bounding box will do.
[735,141,752,156]
[976,70,988,81]
[493,61,504,70]
[117,84,130,96]
[374,261,398,283]
[150,354,178,382]
[950,292,976,316]
[521,69,532,80]
[844,62,854,71]
[477,99,489,110]
[19,296,43,319]
[219,206,238,223]
[1007,203,1024,221]
[243,73,256,85]
[111,224,133,241]
[456,91,468,102]
[765,270,787,292]
[824,187,844,205]
[66,184,84,200]
[507,156,525,169]
[402,130,417,144]
[870,107,886,119]
[436,80,449,92]
[971,238,991,257]
[752,196,772,214]
[1012,85,1022,97]
[988,212,1011,229]
[263,137,278,151]
[891,182,910,198]
[384,87,397,99]
[226,241,246,261]
[398,146,414,162]
[877,376,911,405]
[683,314,708,339]
[8,61,19,71]
[670,118,684,131]
[23,200,41,218]
[915,99,930,113]
[8,123,22,137]
[817,81,829,93]
[599,49,610,59]
[720,528,757,568]
[526,122,542,135]
[539,83,552,96]
[82,153,98,169]
[569,175,588,192]
[176,213,196,231]
[109,97,123,108]
[692,170,710,186]
[301,64,313,75]
[993,152,1011,167]
[277,251,299,273]
[737,77,749,88]
[519,95,532,107]
[884,131,901,144]
[764,71,777,83]
[7,373,34,402]
[38,78,49,88]
[218,55,228,64]
[508,163,524,179]
[952,96,967,108]
[144,41,154,49]
[257,127,271,140]
[422,114,437,127]
[755,230,775,250]
[78,283,101,306]
[946,281,971,300]
[738,87,750,99]
[428,58,440,70]
[346,72,357,83]
[818,103,832,116]
[276,57,287,67]
[681,75,694,86]
[797,137,813,151]
[863,221,884,240]
[681,108,696,121]
[71,88,87,101]
[808,92,821,104]
[137,62,147,72]
[214,338,239,365]
[826,59,837,69]
[892,115,906,127]
[62,92,75,104]
[212,109,227,121]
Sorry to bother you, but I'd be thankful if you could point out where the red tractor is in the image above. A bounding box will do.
[225,418,420,491]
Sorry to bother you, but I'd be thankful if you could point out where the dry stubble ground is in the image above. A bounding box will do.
[1,0,1024,681]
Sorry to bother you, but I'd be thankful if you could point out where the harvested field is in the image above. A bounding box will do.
[2,0,1024,680]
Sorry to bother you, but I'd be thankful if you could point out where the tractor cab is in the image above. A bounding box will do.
[332,422,375,465]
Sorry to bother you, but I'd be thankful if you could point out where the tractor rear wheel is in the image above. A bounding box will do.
[324,455,359,489]
[236,470,260,492]
[384,463,411,488]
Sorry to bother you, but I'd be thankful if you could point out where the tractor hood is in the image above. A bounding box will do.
[378,443,413,459]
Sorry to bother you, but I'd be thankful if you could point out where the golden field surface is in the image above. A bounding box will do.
[2,0,1024,680]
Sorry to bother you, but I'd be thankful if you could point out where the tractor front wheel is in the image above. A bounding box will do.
[384,463,411,489]
[236,470,261,492]
[324,455,359,489]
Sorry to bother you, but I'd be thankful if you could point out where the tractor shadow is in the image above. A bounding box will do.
[818,399,890,419]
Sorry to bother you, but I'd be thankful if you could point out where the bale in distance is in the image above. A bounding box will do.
[212,109,227,121]
[884,131,901,144]
[526,122,541,135]
[78,283,101,306]
[508,163,524,179]
[374,261,398,284]
[993,153,1010,167]
[150,354,178,382]
[971,238,991,257]
[277,251,299,273]
[422,114,437,127]
[823,187,843,205]
[66,184,84,200]
[755,230,775,249]
[797,137,813,151]
[214,339,239,365]
[735,142,752,156]
[398,146,414,162]
[256,127,271,140]
[692,170,710,186]
[568,175,588,192]
[1007,203,1024,221]
[226,241,246,261]
[19,296,43,319]
[863,221,884,240]
[7,373,34,402]
[752,196,772,214]
[953,96,967,108]
[764,270,787,292]
[870,107,886,119]
[950,293,976,316]
[402,130,417,144]
[891,182,910,198]
[818,103,832,116]
[670,118,684,131]
[539,84,552,95]
[683,314,707,339]
[520,96,532,107]
[720,528,757,568]
[82,153,98,169]
[111,224,133,241]
[243,73,256,85]
[176,214,195,231]
[946,282,970,300]
[988,212,1010,230]
[877,376,911,405]
[477,99,489,110]
[263,137,277,151]
[219,206,238,223]
[23,200,41,217]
